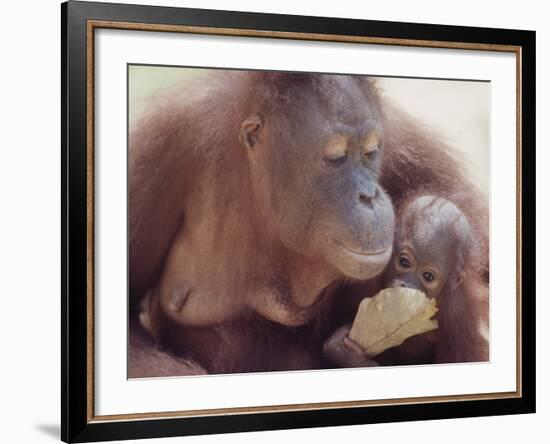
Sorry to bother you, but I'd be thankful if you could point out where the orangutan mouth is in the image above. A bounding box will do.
[335,241,392,258]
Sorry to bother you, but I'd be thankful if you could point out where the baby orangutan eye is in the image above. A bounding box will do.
[422,271,436,283]
[397,255,412,269]
[423,271,434,281]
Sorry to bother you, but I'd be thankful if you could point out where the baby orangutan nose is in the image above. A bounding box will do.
[388,276,424,292]
[389,278,409,289]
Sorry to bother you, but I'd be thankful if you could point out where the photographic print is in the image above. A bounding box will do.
[127,66,490,378]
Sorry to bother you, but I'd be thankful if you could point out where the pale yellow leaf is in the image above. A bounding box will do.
[348,288,438,357]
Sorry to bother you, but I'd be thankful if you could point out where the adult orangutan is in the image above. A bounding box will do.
[128,70,488,376]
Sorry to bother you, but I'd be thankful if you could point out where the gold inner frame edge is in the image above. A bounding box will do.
[85,19,523,423]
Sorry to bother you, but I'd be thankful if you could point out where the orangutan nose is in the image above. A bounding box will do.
[358,186,379,207]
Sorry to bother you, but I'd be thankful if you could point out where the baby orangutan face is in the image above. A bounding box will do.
[387,195,472,300]
[390,248,448,299]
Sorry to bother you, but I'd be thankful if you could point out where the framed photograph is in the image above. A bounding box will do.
[62,1,535,442]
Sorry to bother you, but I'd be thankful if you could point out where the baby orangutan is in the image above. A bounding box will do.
[323,195,489,367]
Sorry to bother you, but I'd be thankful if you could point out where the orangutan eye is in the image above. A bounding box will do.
[364,145,379,161]
[323,134,348,167]
[324,153,348,167]
[398,255,411,268]
[422,271,436,282]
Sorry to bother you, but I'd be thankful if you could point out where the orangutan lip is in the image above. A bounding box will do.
[335,241,391,257]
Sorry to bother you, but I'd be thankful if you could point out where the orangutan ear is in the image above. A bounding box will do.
[239,114,265,151]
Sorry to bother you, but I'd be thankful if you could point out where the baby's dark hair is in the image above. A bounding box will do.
[397,193,484,276]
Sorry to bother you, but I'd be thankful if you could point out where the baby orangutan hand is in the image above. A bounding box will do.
[322,324,379,368]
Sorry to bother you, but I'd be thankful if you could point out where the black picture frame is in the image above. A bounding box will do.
[61,1,536,442]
